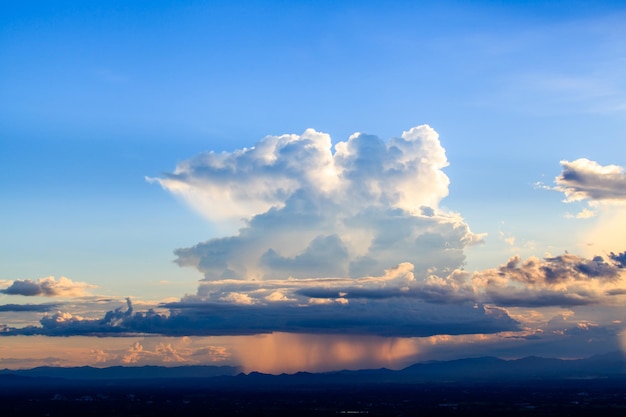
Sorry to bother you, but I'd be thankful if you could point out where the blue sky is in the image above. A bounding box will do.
[1,1,626,372]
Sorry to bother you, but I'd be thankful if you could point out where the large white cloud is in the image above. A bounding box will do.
[151,125,484,282]
[149,125,451,224]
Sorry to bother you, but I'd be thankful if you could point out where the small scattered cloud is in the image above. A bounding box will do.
[498,231,516,246]
[0,276,96,297]
[96,340,231,366]
[538,159,626,222]
[565,207,596,219]
[555,158,626,203]
[121,341,185,364]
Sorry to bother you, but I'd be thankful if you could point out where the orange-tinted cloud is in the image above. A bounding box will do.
[0,276,96,297]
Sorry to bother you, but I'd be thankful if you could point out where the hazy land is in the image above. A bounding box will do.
[2,352,626,416]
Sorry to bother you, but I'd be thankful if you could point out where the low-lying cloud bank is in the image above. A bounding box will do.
[3,249,625,337]
[0,295,519,337]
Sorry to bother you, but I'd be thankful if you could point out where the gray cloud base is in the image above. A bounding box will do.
[0,297,519,337]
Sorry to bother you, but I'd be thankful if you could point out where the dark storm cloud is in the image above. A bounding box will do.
[0,296,519,338]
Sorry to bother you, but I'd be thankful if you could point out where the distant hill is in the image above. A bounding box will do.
[394,351,626,382]
[0,364,241,381]
[1,351,625,387]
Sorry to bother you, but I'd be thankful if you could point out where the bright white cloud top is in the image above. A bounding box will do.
[150,125,450,223]
[149,125,483,283]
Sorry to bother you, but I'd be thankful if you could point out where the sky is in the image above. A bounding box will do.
[1,0,626,374]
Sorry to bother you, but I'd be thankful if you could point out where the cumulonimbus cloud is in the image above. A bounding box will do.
[150,125,484,283]
[0,276,96,297]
